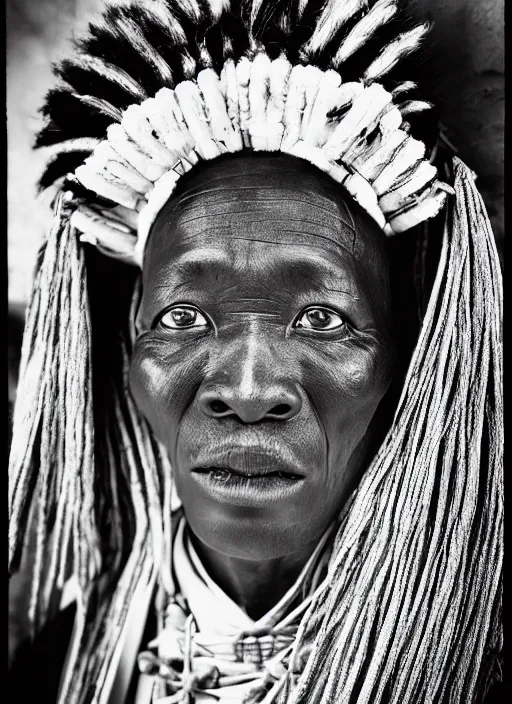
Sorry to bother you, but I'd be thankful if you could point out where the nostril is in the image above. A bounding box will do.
[199,390,301,422]
[269,403,292,417]
[209,399,230,415]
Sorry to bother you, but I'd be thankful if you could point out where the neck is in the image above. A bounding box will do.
[188,529,321,621]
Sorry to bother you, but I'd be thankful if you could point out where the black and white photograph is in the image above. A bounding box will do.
[7,1,504,703]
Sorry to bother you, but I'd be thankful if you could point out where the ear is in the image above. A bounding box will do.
[129,274,144,342]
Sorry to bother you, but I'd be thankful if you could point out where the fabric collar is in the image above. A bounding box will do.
[134,518,335,703]
[174,518,332,640]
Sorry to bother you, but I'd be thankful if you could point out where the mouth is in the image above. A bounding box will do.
[189,449,306,506]
[193,466,303,482]
[190,446,306,479]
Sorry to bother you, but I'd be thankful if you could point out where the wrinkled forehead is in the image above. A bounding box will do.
[143,153,389,285]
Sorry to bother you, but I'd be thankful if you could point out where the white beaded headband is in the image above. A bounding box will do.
[68,53,453,268]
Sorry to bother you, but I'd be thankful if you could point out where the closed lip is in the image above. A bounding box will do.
[190,446,306,479]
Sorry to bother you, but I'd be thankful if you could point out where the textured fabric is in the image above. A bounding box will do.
[7,603,504,704]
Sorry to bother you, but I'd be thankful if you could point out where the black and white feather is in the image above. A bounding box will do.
[37,0,437,191]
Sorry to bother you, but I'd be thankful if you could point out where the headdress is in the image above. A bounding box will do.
[9,2,502,704]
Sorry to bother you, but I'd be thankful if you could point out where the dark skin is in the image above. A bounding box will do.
[129,153,396,619]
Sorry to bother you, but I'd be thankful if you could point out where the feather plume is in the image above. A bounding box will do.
[344,170,387,228]
[236,57,252,147]
[372,135,426,195]
[39,137,101,159]
[141,2,189,47]
[38,152,92,192]
[74,164,140,210]
[220,59,242,138]
[81,7,176,96]
[175,82,223,160]
[268,56,292,119]
[36,90,114,148]
[306,0,368,55]
[208,0,231,20]
[399,99,433,115]
[136,167,183,262]
[106,124,167,182]
[333,0,398,67]
[281,64,308,151]
[64,54,148,103]
[122,105,177,167]
[72,206,136,252]
[72,94,123,123]
[297,0,309,18]
[87,143,146,194]
[110,14,175,86]
[302,70,342,146]
[353,130,407,184]
[90,143,153,196]
[391,81,417,97]
[304,76,356,146]
[174,0,202,22]
[379,161,438,214]
[198,68,242,151]
[248,52,272,150]
[387,188,447,232]
[36,0,434,188]
[325,83,392,160]
[364,24,430,83]
[151,88,196,159]
[299,65,324,138]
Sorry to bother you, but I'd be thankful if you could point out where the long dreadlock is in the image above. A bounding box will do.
[9,2,502,703]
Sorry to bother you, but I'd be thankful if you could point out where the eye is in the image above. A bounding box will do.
[294,307,346,331]
[158,305,208,330]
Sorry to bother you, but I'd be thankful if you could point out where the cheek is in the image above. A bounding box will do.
[301,339,394,461]
[128,338,206,451]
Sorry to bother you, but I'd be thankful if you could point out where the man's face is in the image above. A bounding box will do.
[129,154,396,560]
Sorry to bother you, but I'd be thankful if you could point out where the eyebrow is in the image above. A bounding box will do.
[149,248,232,291]
[169,248,231,266]
[278,257,361,299]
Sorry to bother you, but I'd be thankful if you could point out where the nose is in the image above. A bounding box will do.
[197,334,302,423]
[199,386,302,423]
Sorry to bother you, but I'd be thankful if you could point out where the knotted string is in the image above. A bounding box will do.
[136,519,336,704]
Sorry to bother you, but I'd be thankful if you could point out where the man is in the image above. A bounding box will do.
[8,2,502,703]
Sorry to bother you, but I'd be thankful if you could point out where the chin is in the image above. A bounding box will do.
[180,490,325,561]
